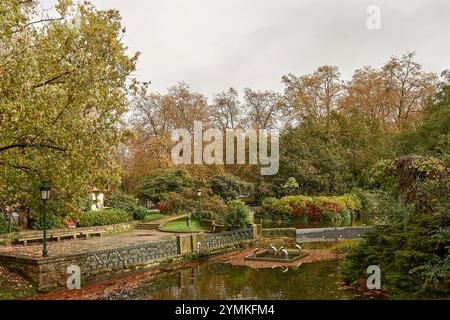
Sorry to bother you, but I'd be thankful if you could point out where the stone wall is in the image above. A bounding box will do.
[204,228,254,251]
[84,239,179,275]
[296,226,374,242]
[0,225,260,291]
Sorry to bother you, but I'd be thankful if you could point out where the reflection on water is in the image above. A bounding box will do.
[129,260,358,300]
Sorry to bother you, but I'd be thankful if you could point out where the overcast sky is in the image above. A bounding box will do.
[41,0,450,97]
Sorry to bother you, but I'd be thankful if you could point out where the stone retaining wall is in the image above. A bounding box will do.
[84,239,179,275]
[0,225,260,291]
[204,228,254,250]
[296,226,375,242]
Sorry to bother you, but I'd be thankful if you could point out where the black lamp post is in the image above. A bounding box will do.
[39,181,51,258]
[196,189,203,220]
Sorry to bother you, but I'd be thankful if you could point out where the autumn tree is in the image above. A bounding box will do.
[243,88,284,130]
[282,65,343,122]
[397,71,450,162]
[209,87,242,130]
[0,0,138,217]
[123,82,215,191]
[274,111,392,194]
[341,52,438,130]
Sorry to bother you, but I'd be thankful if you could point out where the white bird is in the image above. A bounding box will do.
[269,244,277,255]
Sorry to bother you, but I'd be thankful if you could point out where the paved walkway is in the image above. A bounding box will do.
[0,215,188,259]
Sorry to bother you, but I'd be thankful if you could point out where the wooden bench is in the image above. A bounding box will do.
[50,231,81,241]
[14,227,111,245]
[16,235,48,246]
[80,230,105,238]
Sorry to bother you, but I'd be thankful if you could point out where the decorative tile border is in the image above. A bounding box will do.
[84,239,179,272]
[204,228,254,250]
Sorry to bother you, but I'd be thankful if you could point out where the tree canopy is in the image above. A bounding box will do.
[0,0,138,216]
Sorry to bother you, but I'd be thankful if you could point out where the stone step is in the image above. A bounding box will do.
[135,223,160,230]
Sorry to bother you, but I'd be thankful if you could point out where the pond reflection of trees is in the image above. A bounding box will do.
[112,260,359,300]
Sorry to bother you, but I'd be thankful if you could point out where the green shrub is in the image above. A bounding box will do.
[254,182,275,204]
[29,212,66,230]
[261,198,291,216]
[339,209,352,221]
[341,194,362,212]
[208,174,253,202]
[106,192,138,215]
[158,191,195,214]
[105,192,150,221]
[321,210,340,223]
[81,195,95,212]
[224,200,250,230]
[201,196,227,224]
[341,156,450,298]
[371,155,449,213]
[76,209,132,227]
[350,188,380,213]
[258,194,361,222]
[282,177,299,196]
[0,218,8,234]
[137,169,193,204]
[132,206,148,220]
[340,206,450,298]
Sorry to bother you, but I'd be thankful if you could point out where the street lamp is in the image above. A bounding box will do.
[39,181,51,258]
[196,189,203,221]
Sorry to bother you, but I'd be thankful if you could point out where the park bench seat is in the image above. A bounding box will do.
[50,231,82,241]
[80,230,105,238]
[15,235,47,246]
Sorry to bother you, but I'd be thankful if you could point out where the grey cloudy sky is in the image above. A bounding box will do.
[42,0,450,97]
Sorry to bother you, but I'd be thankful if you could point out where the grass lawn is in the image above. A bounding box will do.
[160,216,205,232]
[142,213,165,222]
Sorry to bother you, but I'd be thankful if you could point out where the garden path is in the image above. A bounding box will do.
[0,215,190,259]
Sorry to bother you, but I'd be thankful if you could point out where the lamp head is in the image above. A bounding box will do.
[40,181,51,201]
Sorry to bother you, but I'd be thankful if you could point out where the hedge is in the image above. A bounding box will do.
[76,209,133,227]
[107,192,149,221]
[224,200,250,230]
[256,194,362,223]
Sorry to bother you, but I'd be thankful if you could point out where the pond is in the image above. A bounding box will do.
[106,260,365,300]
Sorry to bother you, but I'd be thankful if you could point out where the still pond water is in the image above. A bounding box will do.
[114,260,363,300]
